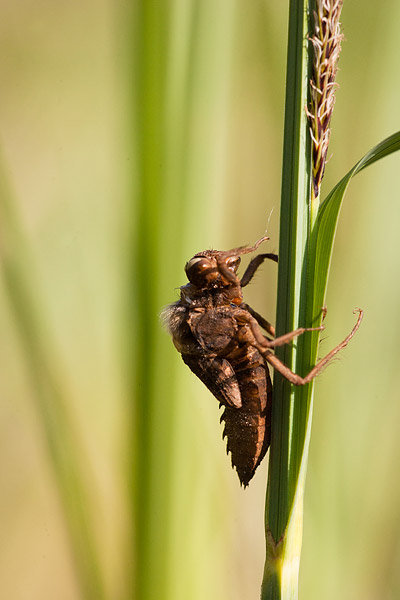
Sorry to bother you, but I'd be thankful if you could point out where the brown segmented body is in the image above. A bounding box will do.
[220,344,272,486]
[164,282,273,487]
[163,236,363,487]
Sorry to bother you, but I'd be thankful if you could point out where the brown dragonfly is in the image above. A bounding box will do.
[163,236,362,486]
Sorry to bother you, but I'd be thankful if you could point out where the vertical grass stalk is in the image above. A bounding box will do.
[127,1,203,598]
[128,2,171,598]
[262,1,343,597]
[261,1,312,597]
[259,2,400,598]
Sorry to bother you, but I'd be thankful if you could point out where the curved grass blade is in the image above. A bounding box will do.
[308,131,400,329]
[292,135,400,577]
[263,130,400,600]
[300,130,400,510]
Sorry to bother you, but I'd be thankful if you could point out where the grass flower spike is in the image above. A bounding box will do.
[308,0,344,205]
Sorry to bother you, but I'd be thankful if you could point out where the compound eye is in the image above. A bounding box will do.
[185,256,211,273]
[226,256,241,272]
[185,256,215,286]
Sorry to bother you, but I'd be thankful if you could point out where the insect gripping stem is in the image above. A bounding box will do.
[165,237,363,487]
[260,308,363,385]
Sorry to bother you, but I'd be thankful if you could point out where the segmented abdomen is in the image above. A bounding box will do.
[221,346,272,487]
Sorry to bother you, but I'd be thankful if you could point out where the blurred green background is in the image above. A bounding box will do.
[1,1,399,599]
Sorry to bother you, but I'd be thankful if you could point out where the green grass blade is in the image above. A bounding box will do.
[265,131,400,599]
[0,156,106,600]
[126,2,238,598]
[297,134,400,416]
[126,2,174,598]
[262,1,400,595]
[262,0,312,597]
[308,131,400,328]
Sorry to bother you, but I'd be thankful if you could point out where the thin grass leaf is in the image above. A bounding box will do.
[127,1,238,598]
[262,0,400,593]
[264,132,400,600]
[305,131,400,354]
[262,1,313,597]
[0,156,106,600]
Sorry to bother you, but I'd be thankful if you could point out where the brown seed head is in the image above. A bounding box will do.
[307,0,344,200]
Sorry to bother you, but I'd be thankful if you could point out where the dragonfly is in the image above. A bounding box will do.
[163,236,363,486]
